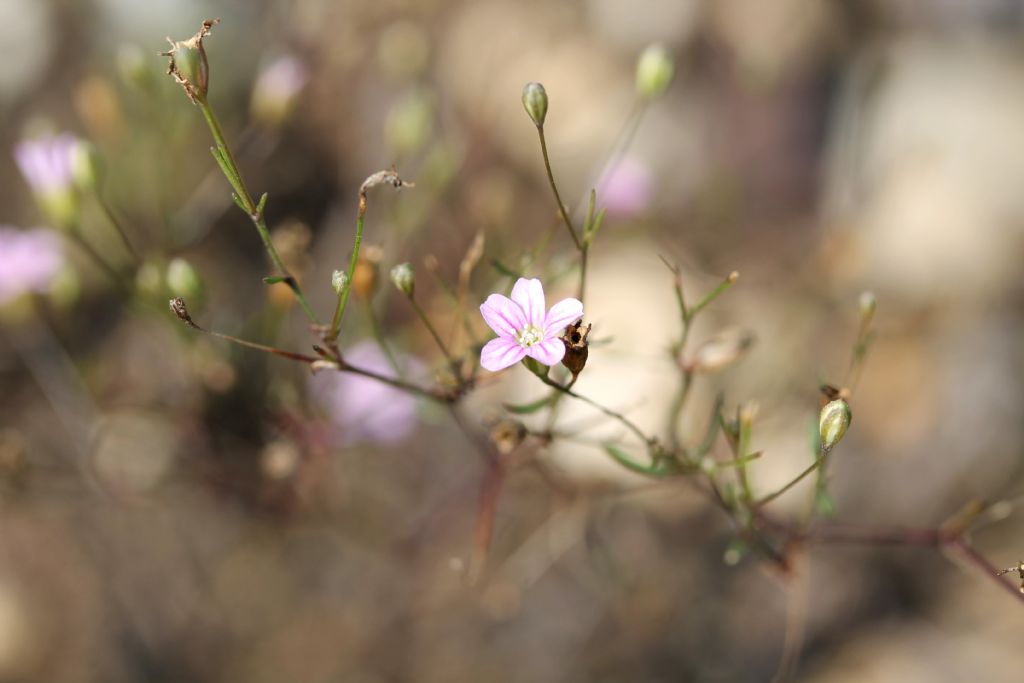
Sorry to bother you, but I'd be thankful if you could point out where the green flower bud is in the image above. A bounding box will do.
[117,44,156,91]
[166,258,204,302]
[690,327,755,373]
[331,269,349,295]
[521,82,548,127]
[135,260,164,299]
[48,266,81,309]
[859,291,876,322]
[70,140,104,191]
[385,90,434,156]
[635,44,675,99]
[819,399,852,452]
[161,19,218,104]
[390,262,415,297]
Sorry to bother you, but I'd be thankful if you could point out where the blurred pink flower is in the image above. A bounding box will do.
[13,132,78,196]
[251,55,309,125]
[309,341,421,446]
[0,227,64,305]
[479,277,583,371]
[598,156,653,218]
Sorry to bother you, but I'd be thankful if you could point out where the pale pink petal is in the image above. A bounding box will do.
[544,297,584,336]
[527,338,566,366]
[480,337,527,371]
[510,278,546,327]
[480,294,526,338]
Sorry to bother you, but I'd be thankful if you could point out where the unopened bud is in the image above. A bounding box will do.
[166,258,204,302]
[690,327,755,373]
[859,291,876,322]
[352,246,382,299]
[385,89,433,155]
[118,44,155,91]
[819,399,852,452]
[739,400,759,427]
[521,82,548,127]
[636,44,675,99]
[390,262,415,297]
[331,269,349,295]
[161,19,219,104]
[560,319,591,379]
[70,140,104,191]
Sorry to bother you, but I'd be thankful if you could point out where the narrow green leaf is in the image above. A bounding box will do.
[489,258,521,278]
[262,276,288,285]
[603,443,669,478]
[503,393,557,414]
[256,191,269,217]
[584,188,597,232]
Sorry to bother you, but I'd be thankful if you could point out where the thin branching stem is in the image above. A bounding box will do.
[196,97,320,324]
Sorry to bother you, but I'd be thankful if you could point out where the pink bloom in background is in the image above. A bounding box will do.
[0,227,64,305]
[479,277,583,371]
[309,341,421,446]
[598,156,654,218]
[13,132,78,196]
[251,55,309,124]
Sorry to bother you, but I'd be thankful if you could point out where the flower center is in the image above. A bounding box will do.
[514,324,544,348]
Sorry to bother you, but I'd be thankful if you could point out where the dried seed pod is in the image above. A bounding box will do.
[560,319,591,379]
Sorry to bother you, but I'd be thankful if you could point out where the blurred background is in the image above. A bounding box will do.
[1,0,1023,680]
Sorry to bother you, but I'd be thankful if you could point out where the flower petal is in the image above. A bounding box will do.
[480,294,526,338]
[480,337,527,372]
[510,278,546,327]
[544,297,584,336]
[527,337,566,367]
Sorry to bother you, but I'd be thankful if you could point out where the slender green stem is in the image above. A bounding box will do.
[535,126,582,251]
[409,295,463,382]
[95,192,140,264]
[578,246,589,303]
[195,97,320,324]
[755,447,834,507]
[328,195,366,340]
[531,371,652,446]
[66,228,126,289]
[365,298,403,378]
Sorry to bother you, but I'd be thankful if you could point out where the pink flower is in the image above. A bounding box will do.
[479,277,583,371]
[251,55,309,125]
[598,156,653,218]
[309,341,421,446]
[13,133,78,196]
[0,226,64,305]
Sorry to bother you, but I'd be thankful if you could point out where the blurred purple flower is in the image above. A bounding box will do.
[0,227,64,305]
[251,55,309,125]
[479,277,583,371]
[598,157,654,218]
[309,341,421,446]
[13,133,78,196]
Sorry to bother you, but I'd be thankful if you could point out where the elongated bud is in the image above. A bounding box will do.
[690,327,755,373]
[819,399,852,452]
[859,291,876,323]
[560,319,591,379]
[390,262,415,297]
[521,82,548,127]
[636,44,675,99]
[161,19,219,104]
[331,269,349,295]
[166,258,204,302]
[352,245,382,299]
[70,140,104,191]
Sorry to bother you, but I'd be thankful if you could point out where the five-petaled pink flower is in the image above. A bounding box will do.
[479,277,583,372]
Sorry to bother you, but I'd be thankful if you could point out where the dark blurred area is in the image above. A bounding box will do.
[0,0,1023,681]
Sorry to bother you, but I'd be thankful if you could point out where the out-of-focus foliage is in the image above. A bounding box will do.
[0,1,1022,681]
